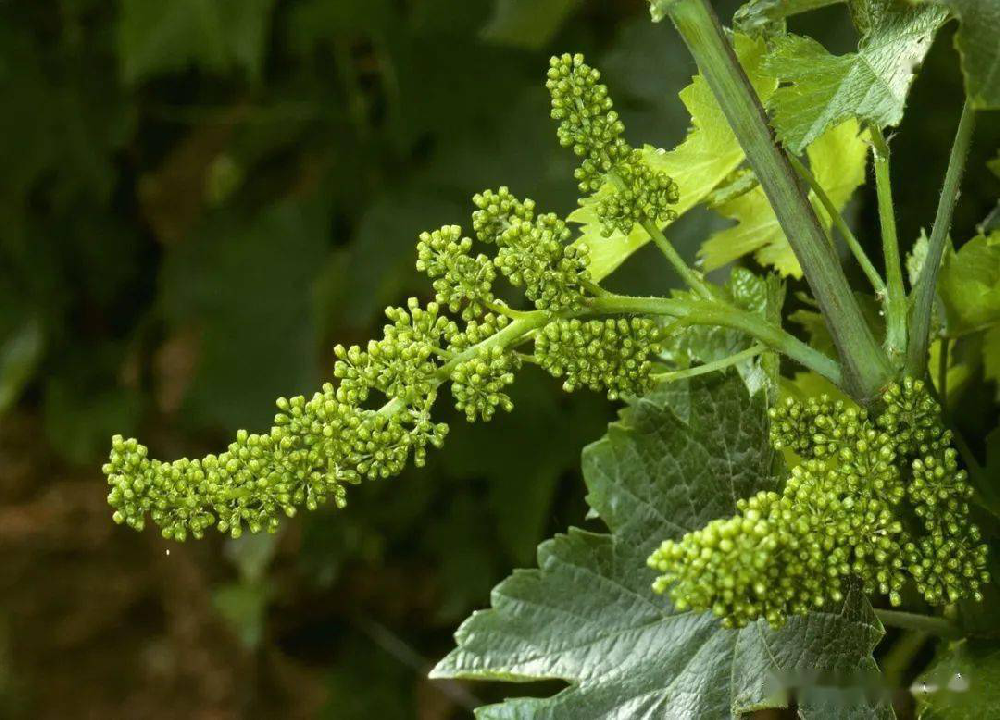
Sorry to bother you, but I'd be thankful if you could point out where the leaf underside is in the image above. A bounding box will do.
[433,373,891,719]
[763,1,947,151]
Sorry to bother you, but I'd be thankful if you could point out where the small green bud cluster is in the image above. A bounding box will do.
[546,53,629,193]
[446,310,511,353]
[450,346,521,422]
[493,211,590,311]
[648,379,989,629]
[416,225,495,320]
[334,298,452,405]
[105,295,470,540]
[534,318,663,400]
[597,151,679,236]
[472,187,535,244]
[769,395,852,459]
[546,53,678,235]
[877,377,944,456]
[422,188,591,314]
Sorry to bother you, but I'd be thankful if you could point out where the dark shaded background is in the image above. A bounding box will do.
[1,1,997,718]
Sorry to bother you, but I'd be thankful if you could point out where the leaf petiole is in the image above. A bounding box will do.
[652,344,766,382]
[907,99,977,376]
[869,127,908,364]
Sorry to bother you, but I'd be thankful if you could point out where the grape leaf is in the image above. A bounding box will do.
[763,1,947,151]
[937,230,1000,334]
[936,230,1000,398]
[925,0,1000,109]
[983,325,1000,387]
[573,34,777,281]
[666,268,785,398]
[117,0,277,83]
[916,639,1000,718]
[734,0,844,36]
[699,118,867,276]
[0,317,44,414]
[433,373,890,718]
[481,0,580,49]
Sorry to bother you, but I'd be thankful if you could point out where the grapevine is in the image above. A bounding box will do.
[96,0,1000,712]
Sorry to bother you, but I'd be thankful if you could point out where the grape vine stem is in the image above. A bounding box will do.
[788,153,886,299]
[907,99,977,376]
[660,0,892,402]
[869,127,907,364]
[373,292,841,421]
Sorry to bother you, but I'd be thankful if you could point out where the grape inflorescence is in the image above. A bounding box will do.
[102,54,680,541]
[648,378,990,628]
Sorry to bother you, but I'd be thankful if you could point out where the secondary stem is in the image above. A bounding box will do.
[869,128,908,364]
[641,218,714,299]
[788,153,886,298]
[588,294,842,384]
[653,344,765,382]
[907,100,977,376]
[607,168,713,299]
[661,0,891,402]
[874,609,960,638]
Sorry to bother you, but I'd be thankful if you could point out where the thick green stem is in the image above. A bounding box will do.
[870,128,908,365]
[589,294,842,384]
[907,100,976,376]
[874,609,961,638]
[660,0,891,402]
[788,154,886,299]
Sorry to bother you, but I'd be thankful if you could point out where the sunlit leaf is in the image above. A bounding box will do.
[763,2,947,151]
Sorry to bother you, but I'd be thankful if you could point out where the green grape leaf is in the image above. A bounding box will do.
[117,0,277,83]
[916,640,1000,718]
[937,230,1000,334]
[433,373,890,718]
[763,2,947,151]
[573,34,777,281]
[481,0,580,49]
[734,0,845,36]
[925,0,1000,109]
[0,317,44,414]
[666,268,785,397]
[990,149,1000,179]
[983,324,1000,387]
[699,118,867,276]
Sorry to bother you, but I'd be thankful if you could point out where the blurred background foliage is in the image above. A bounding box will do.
[0,0,997,718]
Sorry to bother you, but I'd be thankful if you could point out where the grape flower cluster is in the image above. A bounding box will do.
[648,378,990,629]
[102,54,680,541]
[547,53,679,235]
